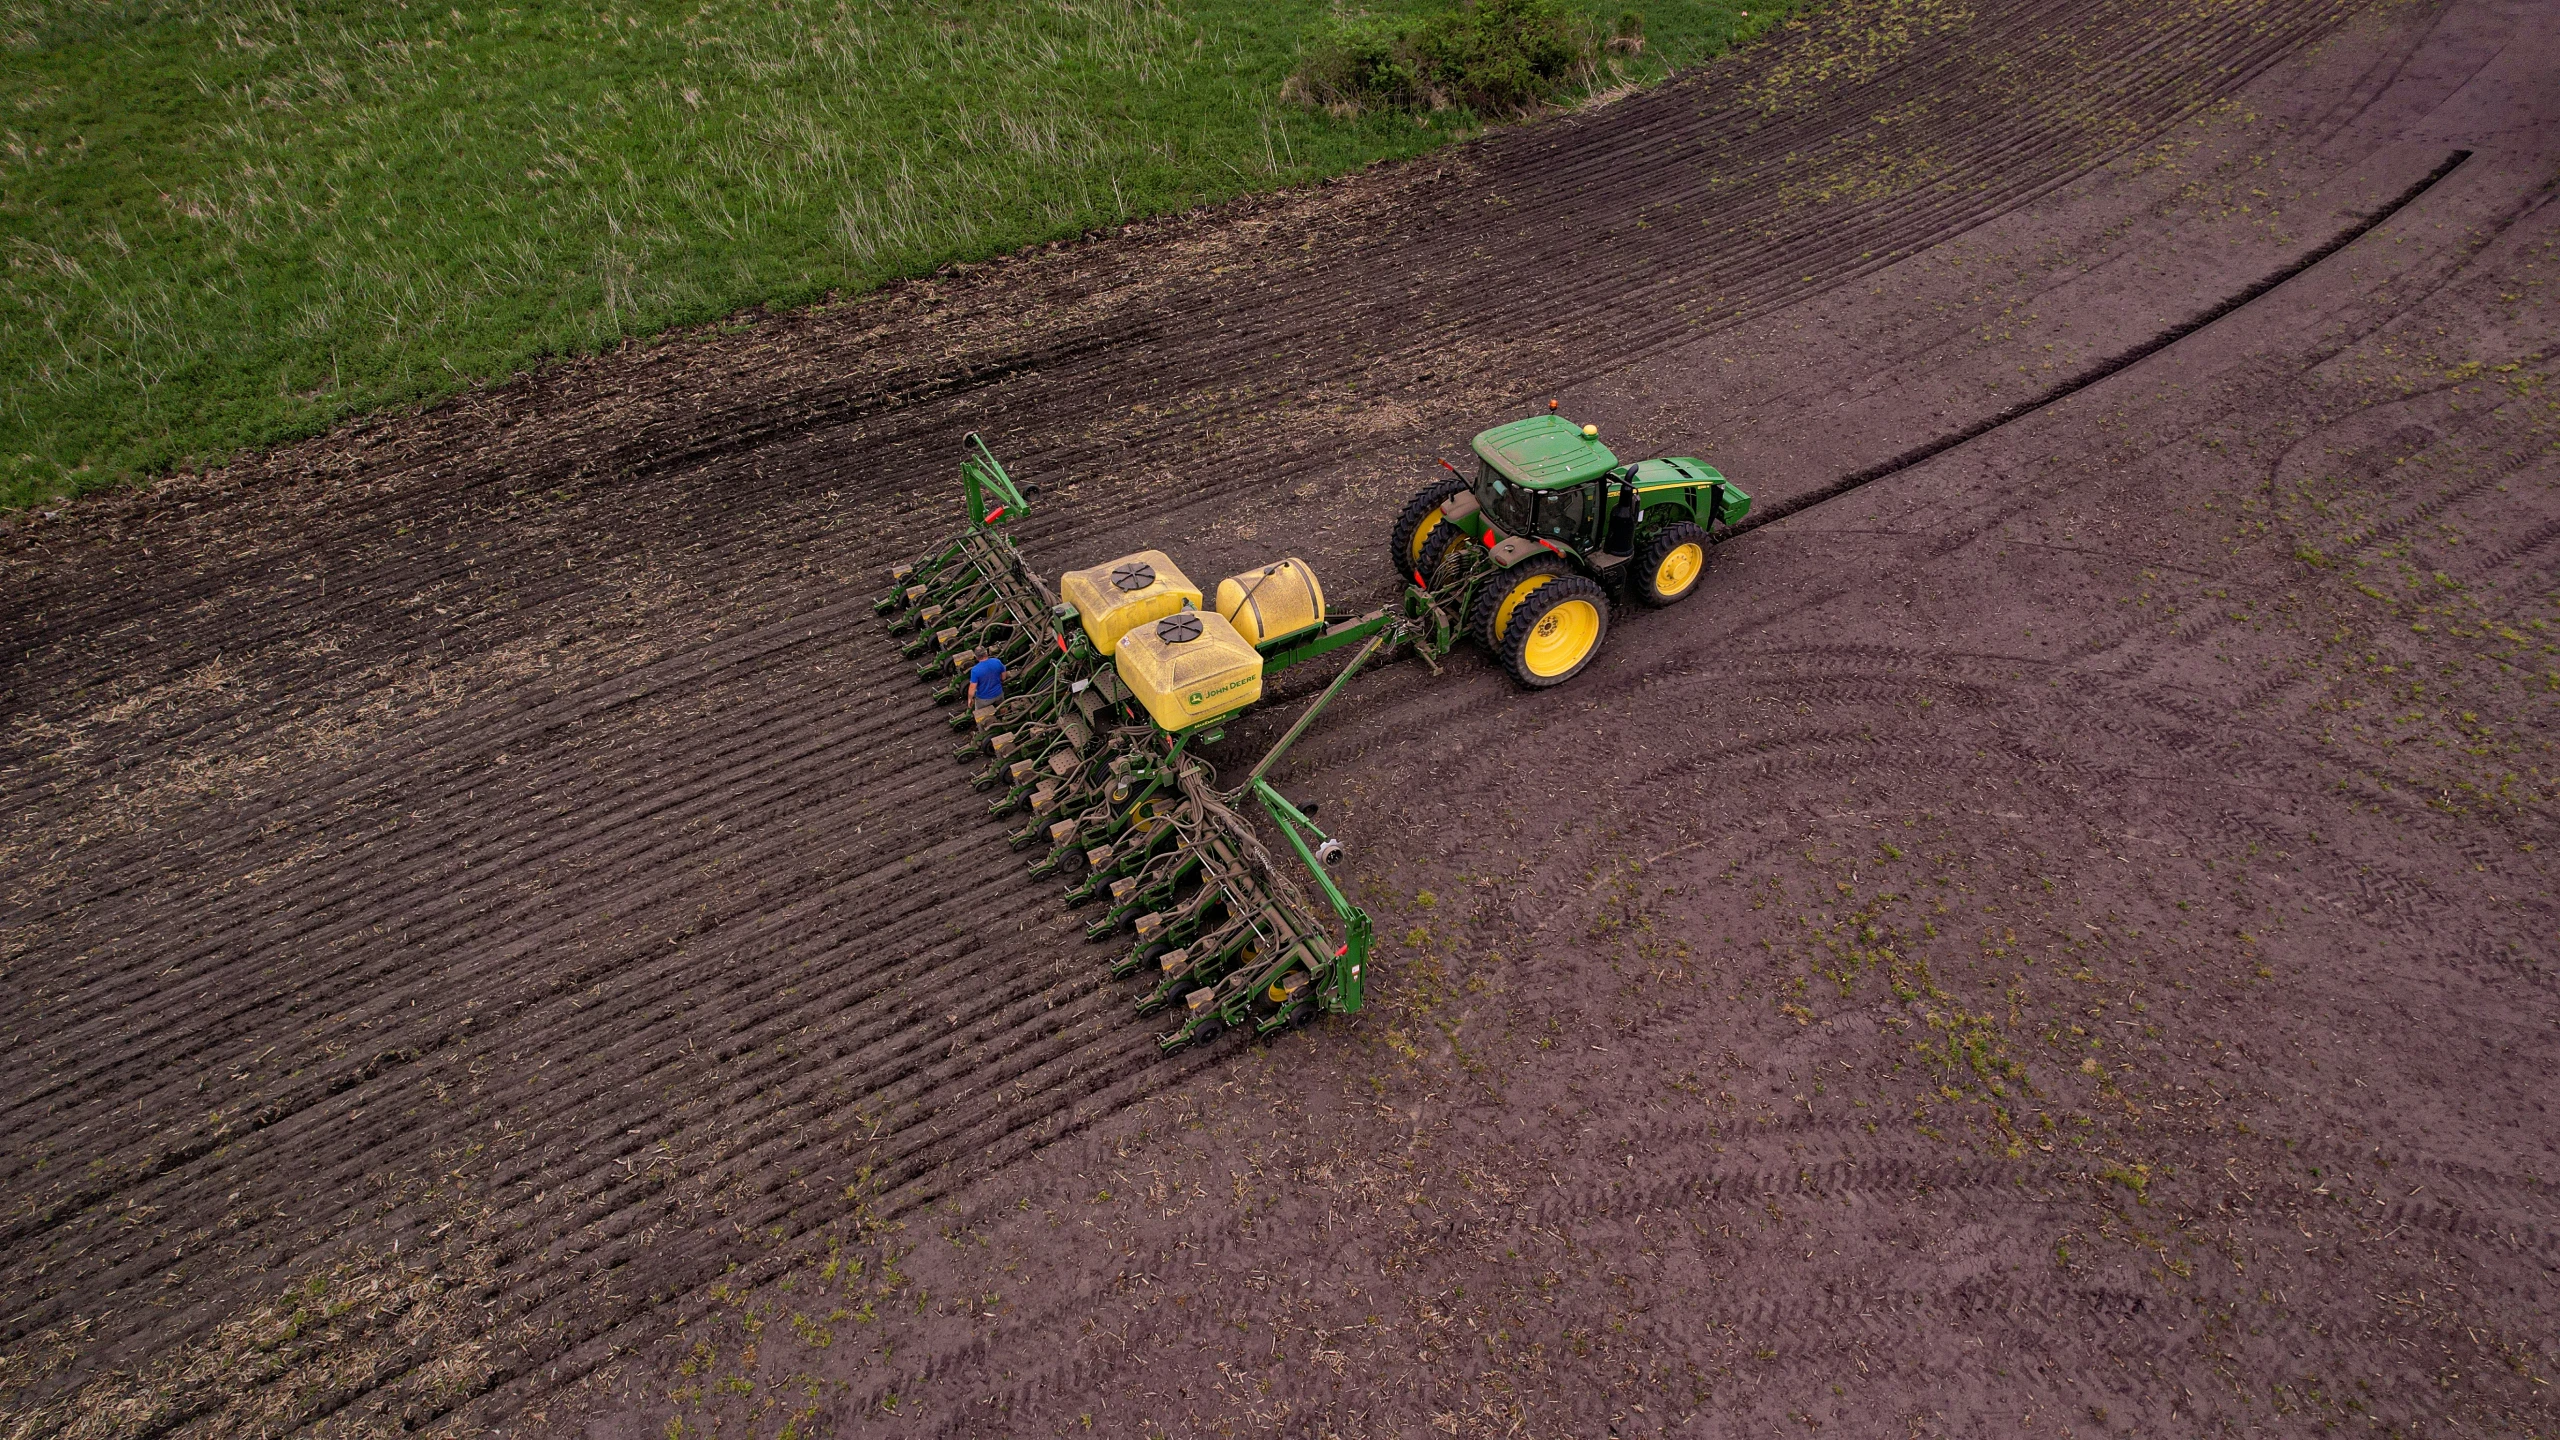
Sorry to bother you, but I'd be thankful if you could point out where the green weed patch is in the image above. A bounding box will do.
[1282,0,1640,117]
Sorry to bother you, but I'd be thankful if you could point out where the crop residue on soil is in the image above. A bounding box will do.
[2,0,2554,1435]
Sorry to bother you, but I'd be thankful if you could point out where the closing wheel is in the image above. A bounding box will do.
[1633,521,1713,607]
[1500,575,1609,688]
[1387,476,1469,585]
[1467,556,1568,650]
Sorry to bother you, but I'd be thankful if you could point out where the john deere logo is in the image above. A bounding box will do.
[1187,675,1254,706]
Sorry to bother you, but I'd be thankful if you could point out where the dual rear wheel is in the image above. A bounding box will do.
[1392,480,1712,690]
[1387,476,1469,586]
[1503,577,1610,687]
[1472,561,1608,688]
[1468,520,1709,688]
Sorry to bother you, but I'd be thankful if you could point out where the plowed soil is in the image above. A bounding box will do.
[5,0,2555,1435]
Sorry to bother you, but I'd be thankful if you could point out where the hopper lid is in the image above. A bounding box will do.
[1110,560,1158,591]
[1155,613,1204,644]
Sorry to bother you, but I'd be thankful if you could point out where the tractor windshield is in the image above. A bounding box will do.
[1477,463,1538,534]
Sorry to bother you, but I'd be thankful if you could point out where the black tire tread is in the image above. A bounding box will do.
[1634,521,1714,607]
[1467,556,1571,651]
[1388,477,1469,584]
[1500,575,1611,689]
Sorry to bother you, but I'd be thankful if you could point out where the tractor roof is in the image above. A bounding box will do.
[1471,414,1620,490]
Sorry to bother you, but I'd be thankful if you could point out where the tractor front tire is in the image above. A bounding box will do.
[1469,557,1570,651]
[1388,476,1469,586]
[1501,575,1610,688]
[1633,521,1713,607]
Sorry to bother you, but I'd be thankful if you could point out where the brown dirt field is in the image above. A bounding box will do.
[4,0,2555,1434]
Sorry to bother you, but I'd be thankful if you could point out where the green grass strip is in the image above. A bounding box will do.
[0,0,1784,508]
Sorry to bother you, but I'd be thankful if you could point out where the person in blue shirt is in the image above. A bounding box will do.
[965,654,1005,708]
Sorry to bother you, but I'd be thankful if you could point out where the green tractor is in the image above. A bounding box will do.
[875,412,1745,1050]
[1388,408,1751,687]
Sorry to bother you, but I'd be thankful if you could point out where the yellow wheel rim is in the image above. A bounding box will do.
[1407,512,1444,568]
[1654,541,1704,597]
[1522,599,1601,678]
[1491,573,1554,642]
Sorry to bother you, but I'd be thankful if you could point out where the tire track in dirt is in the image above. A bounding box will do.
[879,1140,2105,1427]
[12,0,2539,1432]
[1578,685,2543,975]
[1279,635,2535,970]
[879,1119,2553,1433]
[1724,147,2473,540]
[1651,389,2551,879]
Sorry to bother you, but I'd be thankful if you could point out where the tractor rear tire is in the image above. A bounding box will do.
[1500,575,1610,688]
[1468,557,1570,651]
[1415,514,1470,584]
[1388,476,1469,586]
[1438,535,1492,592]
[1633,521,1713,607]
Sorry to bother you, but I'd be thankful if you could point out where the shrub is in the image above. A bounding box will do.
[1286,14,1436,113]
[1283,0,1611,118]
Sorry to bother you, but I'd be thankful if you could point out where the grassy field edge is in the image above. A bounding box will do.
[0,0,1796,512]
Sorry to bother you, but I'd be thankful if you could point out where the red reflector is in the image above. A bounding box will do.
[1412,571,1425,587]
[1055,635,1068,654]
[1335,945,1348,957]
[984,505,1006,523]
[1482,531,1496,548]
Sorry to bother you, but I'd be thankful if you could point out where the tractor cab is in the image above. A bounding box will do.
[1462,413,1746,558]
[1470,413,1620,550]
